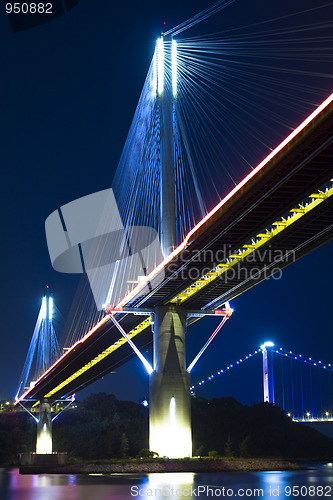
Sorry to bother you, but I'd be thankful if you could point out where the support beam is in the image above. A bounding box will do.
[36,399,52,454]
[149,305,192,458]
[107,306,230,317]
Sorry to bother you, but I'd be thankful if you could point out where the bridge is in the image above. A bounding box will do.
[14,2,333,459]
[190,341,333,424]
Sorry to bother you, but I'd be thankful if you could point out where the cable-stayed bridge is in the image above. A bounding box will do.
[16,95,333,399]
[14,1,333,458]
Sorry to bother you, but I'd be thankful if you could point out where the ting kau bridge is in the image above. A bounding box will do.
[15,0,333,459]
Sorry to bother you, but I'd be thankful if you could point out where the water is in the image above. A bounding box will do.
[0,463,333,499]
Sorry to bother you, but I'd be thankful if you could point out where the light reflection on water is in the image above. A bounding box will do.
[0,464,332,500]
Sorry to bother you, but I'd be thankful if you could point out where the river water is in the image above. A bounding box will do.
[0,463,332,499]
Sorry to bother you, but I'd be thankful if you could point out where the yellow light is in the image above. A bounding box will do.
[150,421,192,458]
[169,183,333,305]
[36,427,52,454]
[43,317,152,398]
[150,396,192,458]
[148,473,194,487]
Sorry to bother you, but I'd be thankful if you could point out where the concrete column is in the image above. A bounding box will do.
[149,305,192,458]
[36,399,52,454]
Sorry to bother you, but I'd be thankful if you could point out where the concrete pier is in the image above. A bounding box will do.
[36,399,52,454]
[149,305,192,457]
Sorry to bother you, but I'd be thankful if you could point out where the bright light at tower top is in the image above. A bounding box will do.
[260,341,274,349]
[172,39,177,97]
[157,37,164,96]
[41,297,47,320]
[49,297,53,321]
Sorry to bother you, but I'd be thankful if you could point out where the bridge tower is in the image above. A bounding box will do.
[36,294,54,454]
[149,36,192,457]
[158,34,177,258]
[261,341,275,404]
[16,293,58,454]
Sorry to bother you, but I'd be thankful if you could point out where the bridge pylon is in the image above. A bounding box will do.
[15,293,73,456]
[261,341,275,404]
[150,34,193,458]
[158,34,177,258]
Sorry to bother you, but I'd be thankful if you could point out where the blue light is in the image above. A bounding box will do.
[141,399,149,407]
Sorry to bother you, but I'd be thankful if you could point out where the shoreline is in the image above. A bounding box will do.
[18,458,306,475]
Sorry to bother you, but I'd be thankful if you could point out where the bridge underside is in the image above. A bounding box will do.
[19,99,333,403]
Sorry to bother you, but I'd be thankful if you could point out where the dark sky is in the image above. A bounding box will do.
[0,0,332,407]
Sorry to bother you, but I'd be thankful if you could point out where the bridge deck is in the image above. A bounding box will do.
[17,94,333,403]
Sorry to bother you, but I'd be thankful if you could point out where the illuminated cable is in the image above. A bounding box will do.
[190,349,260,391]
[187,315,229,373]
[108,315,153,374]
[274,348,333,371]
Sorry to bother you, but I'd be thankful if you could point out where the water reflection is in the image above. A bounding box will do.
[142,473,194,499]
[0,464,332,500]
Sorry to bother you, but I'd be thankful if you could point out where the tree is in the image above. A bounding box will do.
[195,444,205,457]
[119,433,129,458]
[239,435,250,458]
[137,449,159,458]
[103,426,113,458]
[224,435,234,457]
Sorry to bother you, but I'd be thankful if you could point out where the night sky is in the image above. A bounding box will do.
[0,0,332,406]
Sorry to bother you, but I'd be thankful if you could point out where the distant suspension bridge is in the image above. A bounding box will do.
[191,341,333,422]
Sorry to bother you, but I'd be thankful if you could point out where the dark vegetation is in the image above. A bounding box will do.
[191,396,332,459]
[0,394,332,464]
